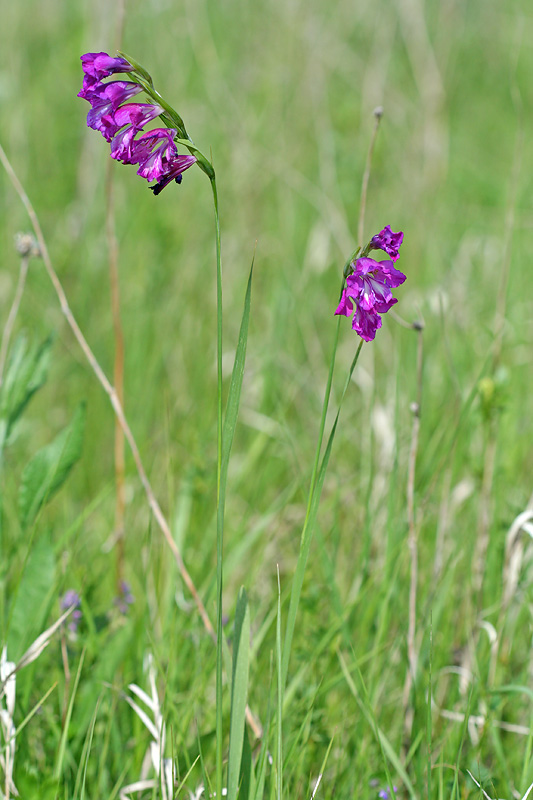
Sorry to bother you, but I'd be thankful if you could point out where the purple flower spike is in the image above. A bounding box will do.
[335,253,406,342]
[60,589,82,633]
[78,51,197,194]
[370,225,404,261]
[80,52,133,89]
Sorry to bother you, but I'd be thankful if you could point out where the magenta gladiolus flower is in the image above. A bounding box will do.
[87,101,163,142]
[78,51,197,193]
[335,253,406,342]
[78,78,142,108]
[80,52,133,89]
[370,225,403,261]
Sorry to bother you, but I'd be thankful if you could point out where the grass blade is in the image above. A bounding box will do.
[227,587,251,800]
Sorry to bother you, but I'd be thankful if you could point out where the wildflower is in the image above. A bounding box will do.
[370,225,403,261]
[114,581,134,615]
[378,786,398,800]
[80,52,133,89]
[60,589,82,633]
[78,78,142,107]
[335,255,406,342]
[87,100,163,143]
[78,51,197,193]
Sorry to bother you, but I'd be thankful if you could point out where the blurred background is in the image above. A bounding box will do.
[1,0,533,795]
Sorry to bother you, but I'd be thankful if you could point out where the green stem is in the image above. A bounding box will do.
[211,174,224,800]
[281,333,364,691]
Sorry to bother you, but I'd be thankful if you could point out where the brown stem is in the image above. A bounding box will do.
[357,107,383,245]
[402,322,424,742]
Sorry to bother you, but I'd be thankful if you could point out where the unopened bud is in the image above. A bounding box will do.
[14,233,40,258]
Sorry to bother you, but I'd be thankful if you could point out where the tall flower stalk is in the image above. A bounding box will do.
[78,51,227,798]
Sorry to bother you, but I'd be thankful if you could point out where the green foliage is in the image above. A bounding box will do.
[18,402,86,529]
[0,334,52,457]
[7,533,56,660]
[227,587,251,800]
[1,0,533,797]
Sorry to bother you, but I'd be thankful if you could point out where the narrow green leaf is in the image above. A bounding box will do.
[228,587,251,800]
[54,649,86,781]
[253,669,272,800]
[222,259,254,476]
[18,402,86,528]
[240,729,256,800]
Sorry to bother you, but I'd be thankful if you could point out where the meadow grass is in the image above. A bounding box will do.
[1,0,533,797]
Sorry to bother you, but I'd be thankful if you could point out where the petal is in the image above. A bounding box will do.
[370,225,404,260]
[375,260,406,288]
[334,289,353,317]
[374,296,397,314]
[352,305,382,342]
[352,257,383,277]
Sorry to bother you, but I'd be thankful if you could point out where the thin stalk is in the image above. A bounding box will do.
[0,254,30,387]
[211,174,224,800]
[402,322,424,742]
[106,139,126,589]
[357,108,383,245]
[106,0,127,591]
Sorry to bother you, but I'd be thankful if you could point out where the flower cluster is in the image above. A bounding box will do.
[335,225,406,341]
[78,52,196,194]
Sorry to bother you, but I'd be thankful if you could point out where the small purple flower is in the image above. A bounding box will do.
[378,786,398,800]
[80,52,133,90]
[114,581,134,615]
[335,255,406,342]
[87,101,163,143]
[60,589,82,633]
[370,225,404,262]
[78,78,142,108]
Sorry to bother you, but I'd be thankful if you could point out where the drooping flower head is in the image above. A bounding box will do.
[370,225,403,261]
[78,51,197,193]
[335,226,406,341]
